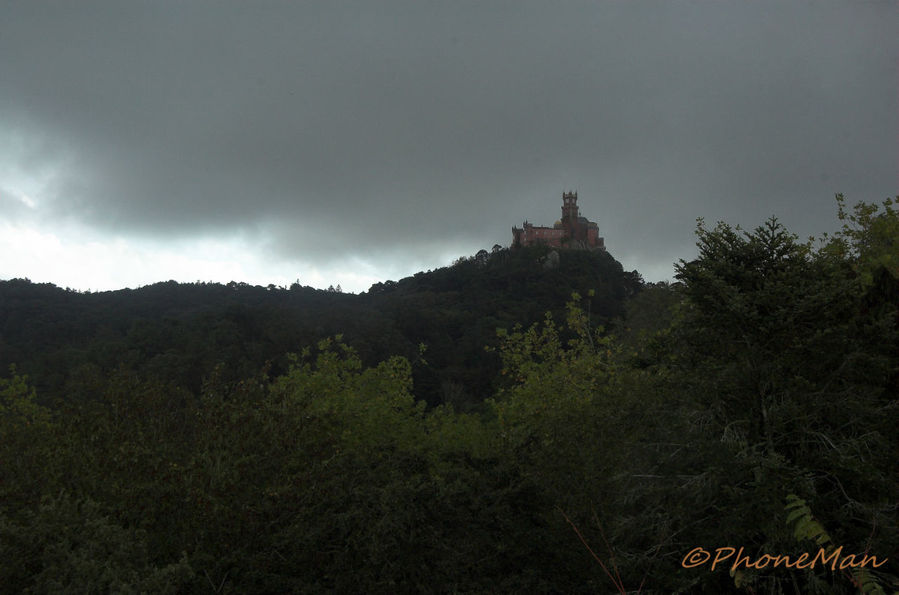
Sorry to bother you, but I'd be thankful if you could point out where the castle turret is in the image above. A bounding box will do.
[561,191,579,222]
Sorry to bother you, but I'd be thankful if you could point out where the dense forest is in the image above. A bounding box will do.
[0,243,642,412]
[1,196,896,593]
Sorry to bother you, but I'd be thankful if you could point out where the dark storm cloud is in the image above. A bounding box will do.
[0,1,896,277]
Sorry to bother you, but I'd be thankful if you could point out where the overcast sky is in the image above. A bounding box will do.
[1,1,896,293]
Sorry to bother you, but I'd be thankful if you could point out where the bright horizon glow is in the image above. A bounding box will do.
[0,220,492,294]
[0,221,384,293]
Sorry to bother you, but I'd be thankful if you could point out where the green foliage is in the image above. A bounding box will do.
[785,495,834,547]
[824,194,899,286]
[487,297,681,589]
[270,337,425,453]
[0,367,58,513]
[0,493,193,593]
[0,365,48,425]
[785,494,888,595]
[670,208,898,592]
[490,296,617,445]
[225,337,572,591]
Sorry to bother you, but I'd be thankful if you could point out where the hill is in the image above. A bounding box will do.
[0,245,642,408]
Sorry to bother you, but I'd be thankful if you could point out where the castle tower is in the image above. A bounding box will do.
[561,191,579,222]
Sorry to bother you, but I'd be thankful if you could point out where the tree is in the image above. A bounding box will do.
[0,366,56,512]
[824,194,898,285]
[670,209,898,591]
[0,494,193,593]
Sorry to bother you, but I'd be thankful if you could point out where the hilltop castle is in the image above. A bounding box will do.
[512,191,605,250]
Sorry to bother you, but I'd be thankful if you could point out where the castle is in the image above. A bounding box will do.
[512,191,605,250]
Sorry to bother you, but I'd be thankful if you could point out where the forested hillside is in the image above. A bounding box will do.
[0,244,640,409]
[1,197,896,593]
